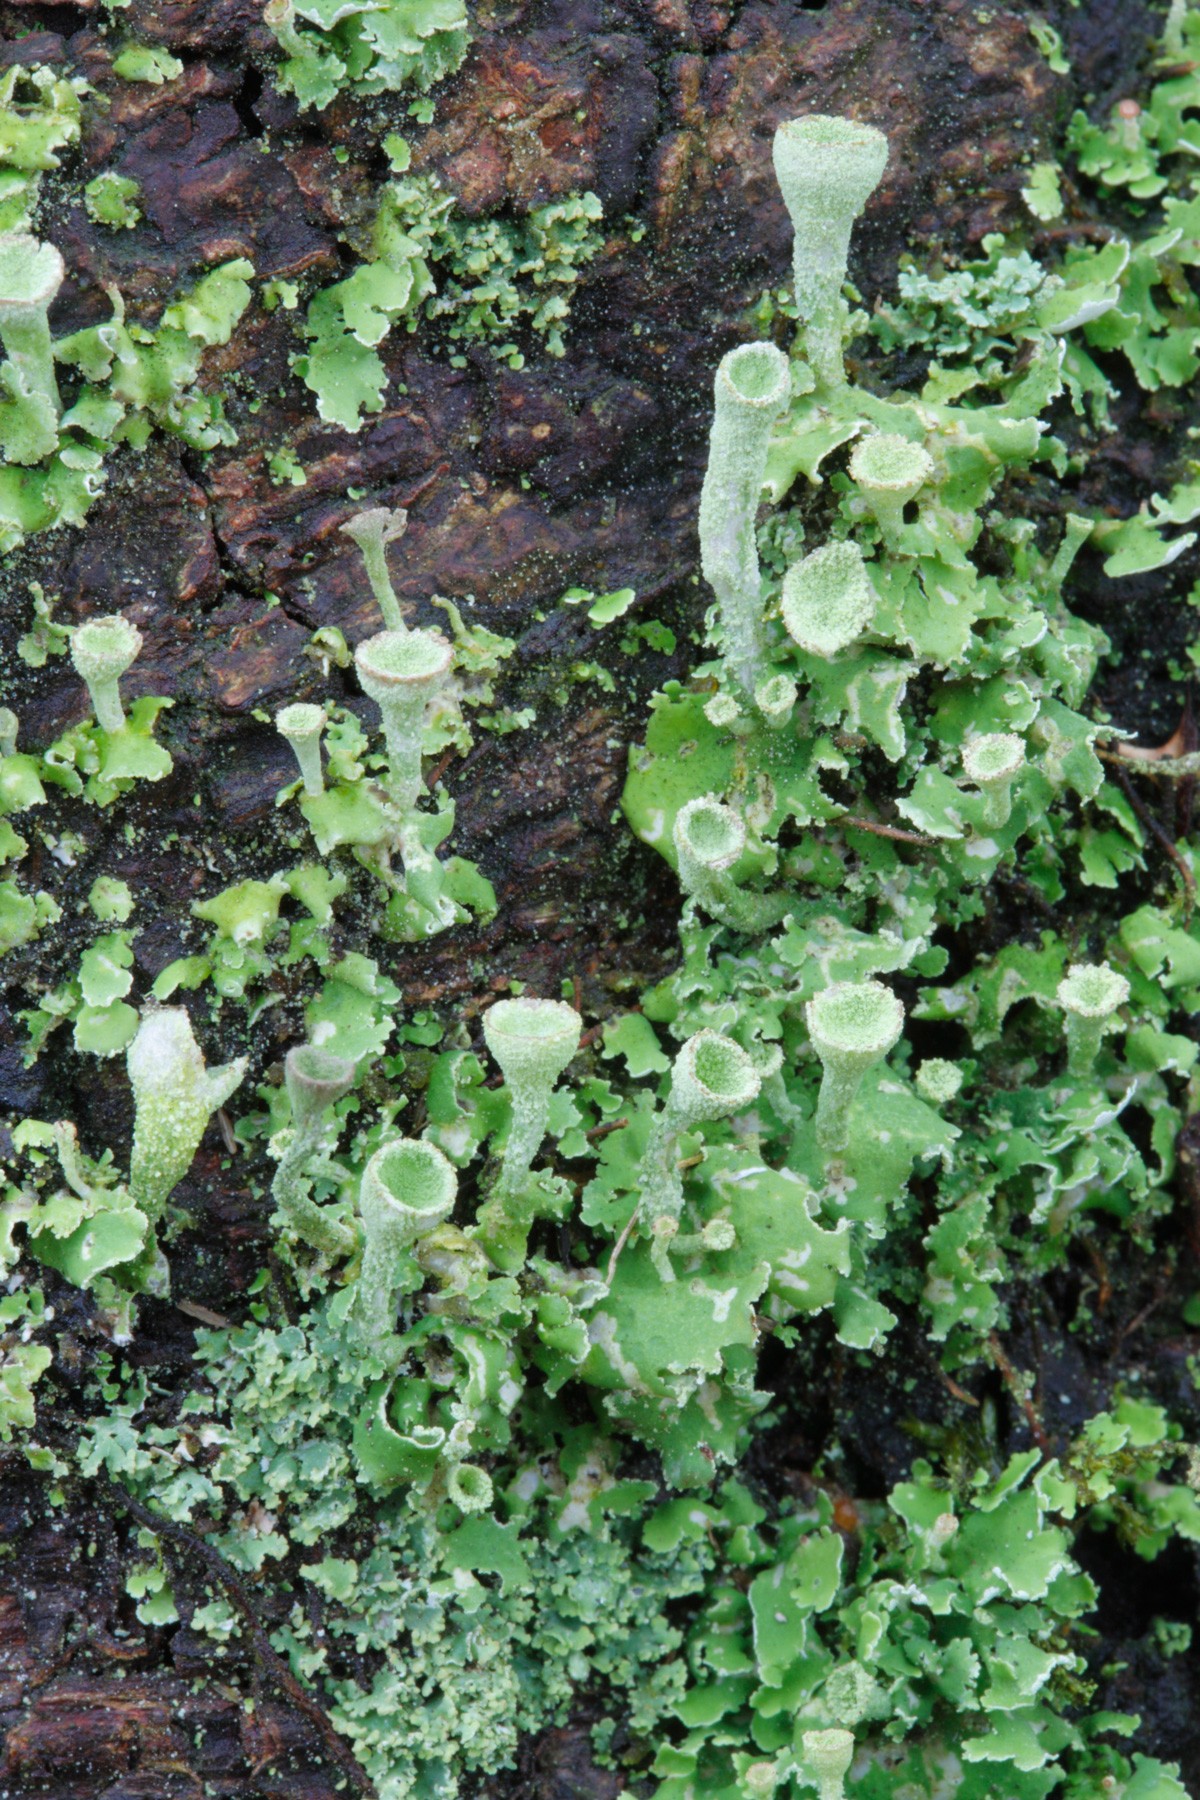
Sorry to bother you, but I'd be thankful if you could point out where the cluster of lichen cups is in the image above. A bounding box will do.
[273,504,460,921]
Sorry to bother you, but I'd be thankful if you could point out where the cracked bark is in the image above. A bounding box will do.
[4,1,1199,1795]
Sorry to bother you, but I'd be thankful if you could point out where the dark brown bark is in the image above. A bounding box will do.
[6,1,1196,1794]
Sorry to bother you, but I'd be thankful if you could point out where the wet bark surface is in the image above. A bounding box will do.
[2,0,1198,1794]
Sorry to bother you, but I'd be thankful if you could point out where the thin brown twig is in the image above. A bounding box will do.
[585,1116,628,1142]
[841,815,936,846]
[1112,763,1195,923]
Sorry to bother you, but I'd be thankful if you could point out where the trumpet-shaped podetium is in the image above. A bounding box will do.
[848,431,934,548]
[270,1044,357,1256]
[1056,962,1131,1077]
[356,1136,457,1348]
[801,1729,856,1800]
[673,795,788,932]
[806,979,905,1154]
[70,614,143,736]
[698,339,792,699]
[355,627,454,811]
[0,233,65,464]
[446,1461,493,1514]
[771,114,888,387]
[640,1030,761,1247]
[781,539,875,659]
[127,1007,247,1220]
[342,505,408,632]
[483,997,582,1200]
[754,671,797,728]
[275,701,326,796]
[961,732,1025,829]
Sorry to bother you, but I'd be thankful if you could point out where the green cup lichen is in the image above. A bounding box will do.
[960,731,1025,829]
[275,701,327,796]
[771,114,888,386]
[355,626,453,811]
[342,505,409,632]
[674,795,788,932]
[848,431,934,547]
[698,339,792,699]
[802,1728,856,1800]
[270,1044,358,1257]
[482,997,582,1202]
[640,1030,761,1260]
[1057,962,1131,1076]
[780,539,876,659]
[70,614,143,736]
[806,980,905,1153]
[356,1136,458,1347]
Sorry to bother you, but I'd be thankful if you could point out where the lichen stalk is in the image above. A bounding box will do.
[698,340,791,699]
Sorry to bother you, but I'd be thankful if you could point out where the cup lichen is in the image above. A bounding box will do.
[698,339,792,700]
[356,1136,458,1347]
[70,614,143,736]
[805,980,905,1153]
[771,114,888,386]
[1056,962,1131,1076]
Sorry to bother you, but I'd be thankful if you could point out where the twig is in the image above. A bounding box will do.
[841,815,936,846]
[100,1479,377,1797]
[604,1208,639,1287]
[585,1116,628,1143]
[1112,764,1195,922]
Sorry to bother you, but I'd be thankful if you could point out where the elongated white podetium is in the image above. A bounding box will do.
[355,627,454,811]
[698,339,791,700]
[771,115,888,388]
[275,702,327,796]
[483,997,582,1200]
[356,1137,457,1347]
[342,505,409,632]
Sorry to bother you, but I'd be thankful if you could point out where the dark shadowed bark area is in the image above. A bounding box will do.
[3,0,1199,1794]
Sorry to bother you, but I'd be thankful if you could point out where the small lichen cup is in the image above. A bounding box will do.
[673,796,788,932]
[342,505,408,632]
[70,614,143,735]
[1056,962,1130,1077]
[640,1031,761,1275]
[801,1728,856,1800]
[961,732,1025,830]
[483,997,582,1201]
[848,432,934,548]
[781,540,875,659]
[275,702,326,796]
[355,627,454,811]
[806,979,905,1153]
[356,1137,458,1347]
